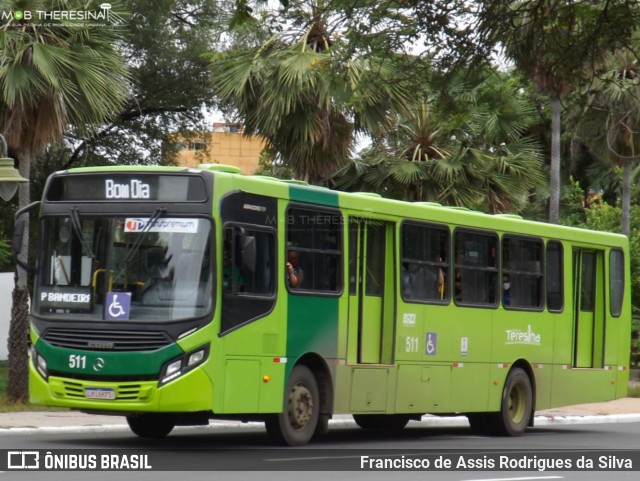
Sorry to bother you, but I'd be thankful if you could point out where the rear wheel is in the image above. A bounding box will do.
[265,365,319,446]
[126,414,175,438]
[495,367,533,436]
[353,414,410,430]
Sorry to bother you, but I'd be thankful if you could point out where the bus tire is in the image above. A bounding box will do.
[495,367,532,436]
[353,414,410,430]
[126,414,174,438]
[265,365,319,446]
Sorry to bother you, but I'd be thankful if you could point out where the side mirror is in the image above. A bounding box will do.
[240,234,256,273]
[12,201,39,274]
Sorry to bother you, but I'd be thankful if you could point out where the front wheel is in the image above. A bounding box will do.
[495,367,533,436]
[126,414,175,438]
[265,365,319,446]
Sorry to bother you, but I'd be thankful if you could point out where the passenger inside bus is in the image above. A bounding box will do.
[286,249,304,288]
[402,262,443,300]
[503,273,511,305]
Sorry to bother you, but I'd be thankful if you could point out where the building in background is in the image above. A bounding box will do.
[175,122,265,174]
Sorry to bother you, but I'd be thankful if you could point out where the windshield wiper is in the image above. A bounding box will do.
[122,207,166,266]
[70,207,95,259]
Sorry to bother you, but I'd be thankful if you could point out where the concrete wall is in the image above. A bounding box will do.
[0,272,14,360]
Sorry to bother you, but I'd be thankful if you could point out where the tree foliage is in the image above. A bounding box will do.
[332,68,546,213]
[63,0,226,168]
[569,34,640,236]
[211,4,415,183]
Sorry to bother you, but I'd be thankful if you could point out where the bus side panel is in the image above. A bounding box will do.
[550,366,617,407]
[286,295,339,363]
[395,364,451,413]
[213,307,287,414]
[492,309,555,411]
[429,305,493,414]
[219,358,287,413]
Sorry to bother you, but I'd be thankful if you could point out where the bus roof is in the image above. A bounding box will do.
[59,164,628,248]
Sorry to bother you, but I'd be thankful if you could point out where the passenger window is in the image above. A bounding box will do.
[286,207,342,294]
[220,225,275,333]
[222,227,274,296]
[454,230,498,307]
[401,223,449,303]
[610,249,624,317]
[546,241,563,312]
[502,236,544,310]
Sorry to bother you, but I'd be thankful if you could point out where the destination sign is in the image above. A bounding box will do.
[39,286,92,310]
[45,174,207,202]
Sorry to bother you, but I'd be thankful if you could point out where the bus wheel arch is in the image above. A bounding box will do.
[265,355,333,446]
[297,353,334,437]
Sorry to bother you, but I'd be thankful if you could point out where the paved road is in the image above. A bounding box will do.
[0,419,639,479]
[0,397,639,479]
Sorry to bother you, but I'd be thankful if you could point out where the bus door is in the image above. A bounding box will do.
[572,249,605,368]
[348,218,395,365]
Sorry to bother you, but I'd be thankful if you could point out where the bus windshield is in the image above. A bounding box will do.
[34,215,213,322]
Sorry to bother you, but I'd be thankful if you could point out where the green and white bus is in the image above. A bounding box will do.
[20,165,631,446]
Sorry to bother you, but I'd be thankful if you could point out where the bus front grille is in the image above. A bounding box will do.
[61,380,144,400]
[43,329,171,351]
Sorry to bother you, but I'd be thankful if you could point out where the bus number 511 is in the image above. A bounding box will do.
[69,354,87,369]
[405,336,419,353]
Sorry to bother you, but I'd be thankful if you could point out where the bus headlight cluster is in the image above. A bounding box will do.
[159,344,209,386]
[31,347,49,380]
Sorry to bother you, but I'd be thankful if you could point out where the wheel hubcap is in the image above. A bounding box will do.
[287,383,314,431]
[508,384,525,423]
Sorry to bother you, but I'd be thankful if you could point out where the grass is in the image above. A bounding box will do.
[0,361,7,397]
[0,361,67,412]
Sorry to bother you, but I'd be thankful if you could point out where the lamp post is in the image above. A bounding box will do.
[0,134,28,201]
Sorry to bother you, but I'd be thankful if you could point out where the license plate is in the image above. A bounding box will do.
[84,388,115,400]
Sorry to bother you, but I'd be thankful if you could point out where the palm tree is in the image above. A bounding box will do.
[210,8,413,184]
[481,1,640,223]
[499,1,582,224]
[0,0,129,402]
[334,69,546,214]
[572,44,640,236]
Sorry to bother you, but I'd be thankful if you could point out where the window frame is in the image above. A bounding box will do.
[285,204,344,296]
[221,222,277,300]
[219,221,277,335]
[501,234,545,312]
[545,240,564,313]
[609,248,625,318]
[400,220,450,304]
[453,228,499,308]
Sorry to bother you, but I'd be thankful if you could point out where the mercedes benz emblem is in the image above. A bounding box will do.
[92,358,105,372]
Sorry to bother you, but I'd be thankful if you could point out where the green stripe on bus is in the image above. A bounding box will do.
[286,295,339,361]
[288,184,339,207]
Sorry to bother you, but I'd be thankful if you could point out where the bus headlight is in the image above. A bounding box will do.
[159,344,209,386]
[31,347,49,380]
[188,350,205,366]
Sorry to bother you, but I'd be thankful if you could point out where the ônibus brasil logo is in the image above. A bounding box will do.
[3,3,114,23]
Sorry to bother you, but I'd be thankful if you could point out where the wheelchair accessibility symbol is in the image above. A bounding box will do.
[425,332,437,356]
[105,292,131,320]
